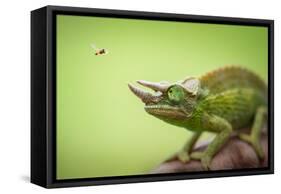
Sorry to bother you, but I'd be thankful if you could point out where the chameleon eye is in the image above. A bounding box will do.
[167,86,185,103]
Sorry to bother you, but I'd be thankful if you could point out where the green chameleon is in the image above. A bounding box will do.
[128,66,267,170]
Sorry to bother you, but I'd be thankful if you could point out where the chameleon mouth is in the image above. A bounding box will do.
[144,104,186,119]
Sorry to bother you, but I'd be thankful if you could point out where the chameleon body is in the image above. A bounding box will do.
[128,66,267,170]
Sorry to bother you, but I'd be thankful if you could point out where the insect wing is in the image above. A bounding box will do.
[90,44,97,50]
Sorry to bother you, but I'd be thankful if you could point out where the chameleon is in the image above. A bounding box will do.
[128,66,267,170]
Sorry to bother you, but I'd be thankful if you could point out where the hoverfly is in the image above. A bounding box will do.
[91,44,108,56]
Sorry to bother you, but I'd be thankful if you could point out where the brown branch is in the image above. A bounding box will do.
[151,133,268,174]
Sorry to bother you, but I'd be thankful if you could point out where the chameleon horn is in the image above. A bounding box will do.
[128,83,153,103]
[137,80,169,92]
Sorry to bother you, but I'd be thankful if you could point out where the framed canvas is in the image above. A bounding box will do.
[31,5,274,188]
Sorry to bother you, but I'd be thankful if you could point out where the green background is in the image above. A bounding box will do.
[56,15,268,179]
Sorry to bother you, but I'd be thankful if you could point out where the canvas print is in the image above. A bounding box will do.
[56,15,268,180]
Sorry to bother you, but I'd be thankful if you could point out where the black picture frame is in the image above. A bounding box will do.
[31,5,274,188]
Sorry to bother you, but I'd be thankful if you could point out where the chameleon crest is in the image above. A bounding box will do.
[129,66,267,170]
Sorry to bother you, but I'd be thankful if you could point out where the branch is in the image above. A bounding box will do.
[151,132,268,173]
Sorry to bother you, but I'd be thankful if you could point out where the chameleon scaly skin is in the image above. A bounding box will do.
[128,66,267,170]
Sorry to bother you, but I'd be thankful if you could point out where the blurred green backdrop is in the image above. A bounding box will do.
[56,15,268,179]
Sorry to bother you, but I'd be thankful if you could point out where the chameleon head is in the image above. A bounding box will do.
[128,77,201,127]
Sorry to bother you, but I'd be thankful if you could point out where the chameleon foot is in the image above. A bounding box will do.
[177,151,190,163]
[239,134,264,159]
[166,150,190,163]
[190,151,211,170]
[190,151,204,160]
